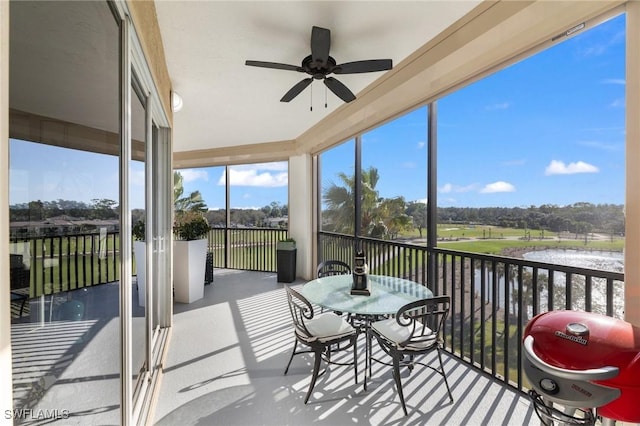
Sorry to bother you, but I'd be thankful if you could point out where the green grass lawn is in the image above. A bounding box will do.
[398,224,624,256]
[437,224,553,240]
[438,237,624,255]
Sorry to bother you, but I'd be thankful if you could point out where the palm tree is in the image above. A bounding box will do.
[376,196,410,239]
[174,171,207,213]
[322,171,356,234]
[322,166,387,237]
[360,167,382,234]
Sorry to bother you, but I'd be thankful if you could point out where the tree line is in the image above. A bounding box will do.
[438,203,624,236]
[9,167,624,239]
[9,198,623,237]
[10,199,119,222]
[321,166,624,239]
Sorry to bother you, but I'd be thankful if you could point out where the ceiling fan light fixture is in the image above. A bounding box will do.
[245,26,392,105]
[172,91,183,112]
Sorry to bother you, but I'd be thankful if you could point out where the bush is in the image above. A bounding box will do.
[174,211,210,241]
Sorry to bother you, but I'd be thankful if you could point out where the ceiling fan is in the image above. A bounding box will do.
[245,26,393,104]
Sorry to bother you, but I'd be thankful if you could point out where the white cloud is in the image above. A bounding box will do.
[578,141,621,151]
[609,98,625,108]
[218,168,288,187]
[216,161,289,187]
[480,181,515,193]
[485,102,510,111]
[580,30,624,58]
[601,78,625,85]
[439,183,478,193]
[417,141,426,149]
[545,160,599,175]
[178,168,209,183]
[440,183,452,193]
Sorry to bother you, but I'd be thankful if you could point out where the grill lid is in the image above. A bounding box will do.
[524,310,640,372]
[523,310,640,423]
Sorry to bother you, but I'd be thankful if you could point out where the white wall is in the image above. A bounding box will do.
[288,154,313,280]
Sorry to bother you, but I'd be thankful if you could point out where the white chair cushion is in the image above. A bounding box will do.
[304,312,355,342]
[372,318,435,351]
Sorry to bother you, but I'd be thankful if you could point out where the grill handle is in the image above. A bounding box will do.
[524,335,619,381]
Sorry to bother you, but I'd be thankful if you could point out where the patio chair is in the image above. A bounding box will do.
[370,295,453,416]
[283,285,359,404]
[316,260,351,278]
[10,254,30,317]
[316,260,351,315]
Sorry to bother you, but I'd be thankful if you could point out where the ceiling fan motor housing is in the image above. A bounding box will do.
[302,55,337,79]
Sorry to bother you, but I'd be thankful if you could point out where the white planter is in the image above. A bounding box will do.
[173,239,208,303]
[133,241,146,307]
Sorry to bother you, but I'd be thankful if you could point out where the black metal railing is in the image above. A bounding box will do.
[9,227,289,300]
[208,227,289,272]
[9,227,624,394]
[318,231,624,393]
[10,233,120,298]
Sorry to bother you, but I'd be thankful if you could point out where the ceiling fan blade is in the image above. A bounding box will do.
[245,60,302,72]
[334,59,393,74]
[311,26,330,67]
[280,78,313,102]
[324,77,356,103]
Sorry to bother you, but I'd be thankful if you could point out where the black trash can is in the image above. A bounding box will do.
[277,241,297,283]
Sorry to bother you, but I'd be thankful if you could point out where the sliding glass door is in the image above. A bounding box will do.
[9,1,122,423]
[7,1,172,424]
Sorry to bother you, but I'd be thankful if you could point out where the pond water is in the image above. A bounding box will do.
[473,249,624,318]
[522,249,623,273]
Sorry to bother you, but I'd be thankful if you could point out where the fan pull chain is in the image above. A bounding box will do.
[310,83,313,112]
[325,85,328,108]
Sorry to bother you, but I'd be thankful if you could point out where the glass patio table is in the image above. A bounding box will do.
[300,274,433,384]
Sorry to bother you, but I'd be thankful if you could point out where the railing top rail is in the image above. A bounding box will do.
[319,231,425,250]
[319,231,624,280]
[432,246,624,280]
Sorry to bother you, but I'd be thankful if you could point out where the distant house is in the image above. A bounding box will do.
[9,217,119,238]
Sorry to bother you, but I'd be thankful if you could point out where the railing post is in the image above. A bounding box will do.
[427,102,438,290]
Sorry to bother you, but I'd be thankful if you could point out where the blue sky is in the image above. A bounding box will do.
[323,16,625,211]
[320,13,625,209]
[178,163,289,210]
[436,13,625,207]
[10,13,626,211]
[10,140,124,206]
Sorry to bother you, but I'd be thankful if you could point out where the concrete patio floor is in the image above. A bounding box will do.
[153,269,538,425]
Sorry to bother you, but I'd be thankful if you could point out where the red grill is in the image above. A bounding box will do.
[523,310,640,424]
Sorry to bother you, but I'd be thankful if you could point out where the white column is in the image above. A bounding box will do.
[288,153,313,280]
[625,1,640,327]
[0,0,14,419]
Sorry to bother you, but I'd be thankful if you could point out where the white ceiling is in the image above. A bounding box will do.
[154,1,482,154]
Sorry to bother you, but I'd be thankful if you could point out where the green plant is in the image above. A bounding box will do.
[174,211,210,241]
[133,220,145,241]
